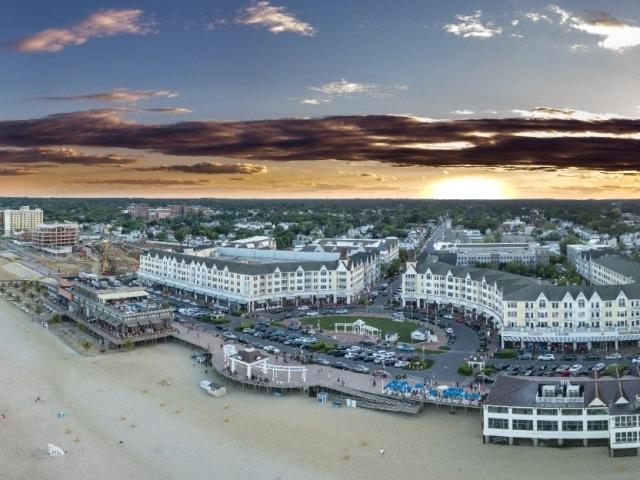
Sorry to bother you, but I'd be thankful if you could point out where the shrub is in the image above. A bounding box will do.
[457,363,474,376]
[482,364,497,375]
[493,349,517,359]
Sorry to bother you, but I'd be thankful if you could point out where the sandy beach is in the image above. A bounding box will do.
[1,298,639,480]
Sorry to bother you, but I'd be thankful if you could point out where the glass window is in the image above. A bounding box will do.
[537,420,559,431]
[615,431,638,444]
[512,408,533,415]
[562,409,583,416]
[562,421,583,431]
[586,408,609,416]
[487,406,508,414]
[537,408,558,416]
[587,420,608,431]
[614,416,638,428]
[512,420,534,431]
[488,418,509,429]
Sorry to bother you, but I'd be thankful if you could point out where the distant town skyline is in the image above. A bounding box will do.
[1,0,639,199]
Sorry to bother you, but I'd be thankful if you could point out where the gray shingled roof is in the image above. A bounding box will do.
[486,376,640,414]
[412,253,640,302]
[146,249,342,275]
[592,254,640,282]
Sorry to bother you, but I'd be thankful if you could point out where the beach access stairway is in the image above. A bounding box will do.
[328,384,423,414]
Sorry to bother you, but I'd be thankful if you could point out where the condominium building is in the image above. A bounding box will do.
[433,242,550,266]
[574,252,640,286]
[3,206,44,236]
[31,222,79,255]
[138,247,379,311]
[402,254,640,352]
[483,376,640,456]
[126,203,150,219]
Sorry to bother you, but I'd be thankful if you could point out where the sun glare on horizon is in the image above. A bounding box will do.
[427,176,512,199]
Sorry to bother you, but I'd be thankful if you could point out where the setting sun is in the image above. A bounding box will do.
[427,176,512,199]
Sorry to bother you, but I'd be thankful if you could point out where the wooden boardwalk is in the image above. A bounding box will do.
[172,325,482,414]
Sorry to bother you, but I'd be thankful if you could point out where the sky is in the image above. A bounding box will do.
[1,0,639,199]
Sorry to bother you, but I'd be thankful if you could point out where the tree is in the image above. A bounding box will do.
[50,313,62,324]
[174,226,189,244]
[122,338,134,351]
[81,340,92,353]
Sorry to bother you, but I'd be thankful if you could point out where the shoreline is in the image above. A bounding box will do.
[3,296,640,480]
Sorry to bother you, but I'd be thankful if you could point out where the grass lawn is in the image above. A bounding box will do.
[301,315,417,343]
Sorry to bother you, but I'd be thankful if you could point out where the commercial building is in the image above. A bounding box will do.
[223,235,277,250]
[303,237,399,264]
[65,276,174,349]
[31,222,79,255]
[3,206,44,236]
[402,254,640,352]
[483,376,640,455]
[126,203,150,219]
[138,247,379,311]
[433,242,550,267]
[574,252,640,286]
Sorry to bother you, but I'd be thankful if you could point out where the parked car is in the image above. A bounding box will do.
[351,364,370,374]
[394,360,410,368]
[314,357,331,366]
[222,331,237,340]
[569,364,583,374]
[297,305,310,311]
[583,354,601,361]
[606,352,622,360]
[263,345,280,354]
[335,308,349,314]
[538,353,555,361]
[592,362,606,372]
[332,361,350,370]
[373,369,391,378]
[519,353,533,361]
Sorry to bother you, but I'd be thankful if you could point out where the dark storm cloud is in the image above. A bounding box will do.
[0,167,38,176]
[130,161,267,174]
[0,110,639,172]
[0,146,138,165]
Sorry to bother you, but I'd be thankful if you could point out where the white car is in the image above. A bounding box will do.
[306,311,319,317]
[606,352,622,360]
[263,345,280,354]
[538,353,555,361]
[297,306,309,311]
[593,362,606,372]
[445,327,454,335]
[569,364,583,374]
[335,308,349,314]
[632,357,640,365]
[394,360,409,368]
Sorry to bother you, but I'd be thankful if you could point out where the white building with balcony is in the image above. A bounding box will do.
[402,254,640,352]
[483,376,640,456]
[138,247,378,311]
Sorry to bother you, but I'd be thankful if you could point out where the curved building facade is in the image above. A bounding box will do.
[402,255,640,352]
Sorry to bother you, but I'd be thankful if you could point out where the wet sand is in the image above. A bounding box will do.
[1,298,638,480]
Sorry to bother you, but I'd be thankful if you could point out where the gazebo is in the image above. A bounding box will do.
[334,319,381,340]
[227,348,269,379]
